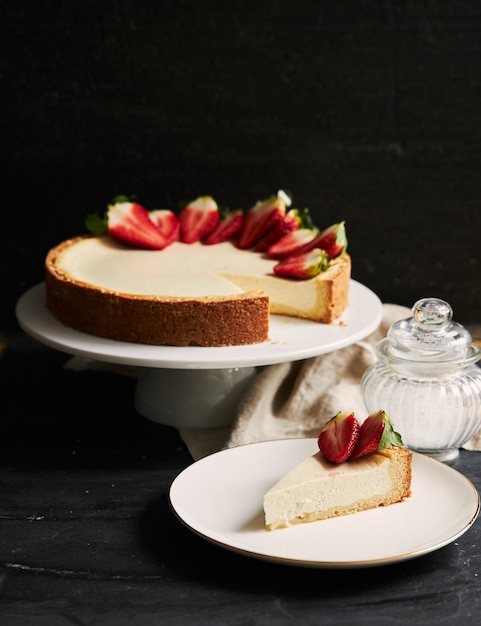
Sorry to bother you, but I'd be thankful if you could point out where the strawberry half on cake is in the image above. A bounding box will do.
[263,411,413,530]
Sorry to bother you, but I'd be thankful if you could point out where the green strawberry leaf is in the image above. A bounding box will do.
[112,194,132,204]
[85,213,107,235]
[296,207,316,230]
[378,411,404,449]
[217,204,232,220]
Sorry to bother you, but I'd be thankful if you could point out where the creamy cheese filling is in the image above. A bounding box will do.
[55,237,333,310]
[263,452,392,526]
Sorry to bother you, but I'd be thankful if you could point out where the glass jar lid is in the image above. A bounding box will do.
[384,297,479,362]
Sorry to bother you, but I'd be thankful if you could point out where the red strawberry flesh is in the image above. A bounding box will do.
[318,412,361,463]
[350,416,384,460]
[267,227,318,259]
[148,209,180,245]
[203,209,243,244]
[273,248,329,279]
[236,194,287,249]
[255,209,300,252]
[350,410,403,460]
[296,221,347,259]
[179,196,220,244]
[107,201,170,250]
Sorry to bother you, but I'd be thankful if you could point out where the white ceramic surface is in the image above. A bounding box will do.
[16,280,382,427]
[16,280,382,369]
[134,366,258,427]
[169,438,480,568]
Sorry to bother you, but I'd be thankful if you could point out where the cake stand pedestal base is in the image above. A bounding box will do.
[134,366,259,428]
[16,281,383,429]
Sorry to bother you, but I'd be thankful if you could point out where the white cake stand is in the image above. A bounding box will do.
[16,281,382,428]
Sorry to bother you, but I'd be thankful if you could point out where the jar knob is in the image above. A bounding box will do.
[413,298,453,332]
[384,297,477,362]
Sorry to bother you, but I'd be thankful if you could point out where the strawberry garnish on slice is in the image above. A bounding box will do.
[236,191,290,249]
[179,195,220,244]
[149,209,180,246]
[350,410,403,461]
[318,411,361,463]
[203,208,243,245]
[273,248,329,279]
[107,199,170,250]
[296,221,347,260]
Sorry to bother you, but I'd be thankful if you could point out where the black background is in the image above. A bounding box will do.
[2,0,481,330]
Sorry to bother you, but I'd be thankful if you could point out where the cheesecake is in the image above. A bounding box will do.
[263,445,412,530]
[45,235,351,347]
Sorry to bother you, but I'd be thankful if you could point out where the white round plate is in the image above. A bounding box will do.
[169,439,480,568]
[16,281,381,369]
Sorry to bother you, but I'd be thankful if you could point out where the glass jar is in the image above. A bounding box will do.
[361,298,481,464]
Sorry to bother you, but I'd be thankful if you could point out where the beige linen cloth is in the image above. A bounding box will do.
[65,303,481,460]
[179,304,481,460]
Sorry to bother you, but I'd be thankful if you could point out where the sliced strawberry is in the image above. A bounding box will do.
[318,412,361,463]
[350,410,403,460]
[296,221,347,259]
[107,199,170,250]
[236,193,288,249]
[179,196,220,244]
[255,207,313,252]
[149,209,180,246]
[255,209,299,252]
[266,227,319,259]
[203,208,243,245]
[273,248,329,279]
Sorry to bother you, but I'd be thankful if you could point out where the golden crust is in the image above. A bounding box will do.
[45,235,350,347]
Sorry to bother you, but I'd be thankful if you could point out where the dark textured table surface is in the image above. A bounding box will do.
[1,331,481,625]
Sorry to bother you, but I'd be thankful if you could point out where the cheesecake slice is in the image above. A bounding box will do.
[263,446,412,530]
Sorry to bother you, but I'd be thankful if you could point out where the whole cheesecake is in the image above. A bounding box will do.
[45,235,351,347]
[263,446,412,530]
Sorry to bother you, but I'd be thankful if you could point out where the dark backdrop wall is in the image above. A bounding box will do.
[2,0,481,331]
